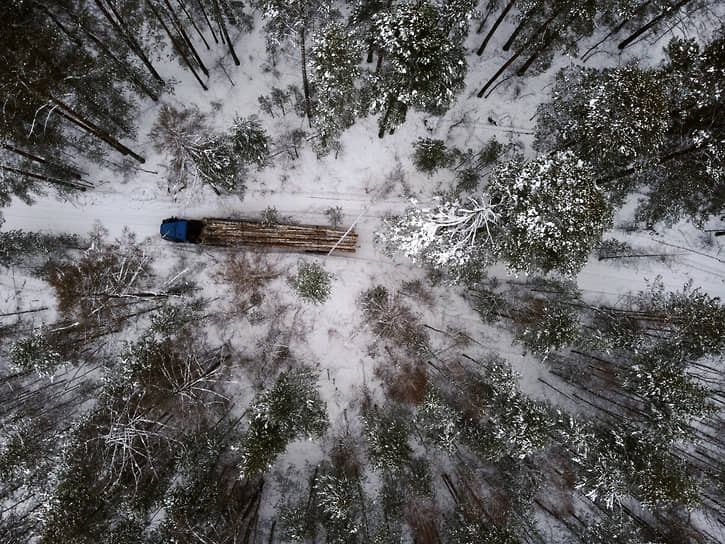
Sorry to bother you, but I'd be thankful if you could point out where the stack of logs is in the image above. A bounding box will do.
[200,218,358,253]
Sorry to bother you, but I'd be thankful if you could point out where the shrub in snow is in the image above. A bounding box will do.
[10,331,65,377]
[516,301,581,357]
[412,138,453,174]
[288,261,332,304]
[260,205,279,226]
[324,206,344,228]
[239,367,328,477]
[488,151,613,276]
[362,404,413,471]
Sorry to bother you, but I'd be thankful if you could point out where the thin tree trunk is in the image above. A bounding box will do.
[196,0,219,43]
[581,1,653,61]
[2,144,84,179]
[78,27,160,101]
[148,0,208,90]
[50,95,146,163]
[212,0,240,65]
[477,0,516,55]
[516,12,573,77]
[177,0,210,50]
[162,0,209,75]
[300,28,313,128]
[36,2,159,101]
[378,98,395,138]
[366,37,375,63]
[477,46,525,97]
[618,0,693,50]
[515,31,553,76]
[502,7,533,51]
[93,0,166,85]
[598,142,699,185]
[476,0,496,33]
[0,165,90,191]
[477,9,560,97]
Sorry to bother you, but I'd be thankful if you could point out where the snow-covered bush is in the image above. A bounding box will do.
[239,367,328,477]
[516,301,581,357]
[412,138,453,174]
[362,404,413,471]
[10,331,65,377]
[324,206,344,228]
[288,261,332,304]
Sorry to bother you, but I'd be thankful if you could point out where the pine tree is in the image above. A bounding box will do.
[635,28,725,226]
[239,366,328,477]
[534,64,669,199]
[0,229,80,268]
[362,403,413,471]
[488,151,613,276]
[150,105,268,195]
[411,138,454,175]
[370,0,468,137]
[309,23,365,154]
[516,300,581,357]
[259,0,336,126]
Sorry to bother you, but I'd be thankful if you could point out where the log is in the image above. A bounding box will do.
[200,219,358,253]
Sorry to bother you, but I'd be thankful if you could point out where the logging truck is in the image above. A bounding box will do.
[159,217,358,253]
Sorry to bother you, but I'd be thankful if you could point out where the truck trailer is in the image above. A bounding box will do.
[160,217,358,253]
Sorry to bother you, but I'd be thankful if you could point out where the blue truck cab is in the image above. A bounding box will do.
[160,218,203,243]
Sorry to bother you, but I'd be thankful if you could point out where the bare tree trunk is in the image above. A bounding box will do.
[51,99,145,163]
[162,0,209,75]
[300,28,313,128]
[477,46,525,97]
[2,144,84,179]
[477,9,560,97]
[581,1,653,61]
[0,165,90,191]
[476,0,497,33]
[93,0,166,85]
[196,0,219,43]
[502,7,534,51]
[176,0,210,50]
[35,2,159,101]
[618,0,693,50]
[147,0,208,90]
[212,0,240,66]
[477,0,516,55]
